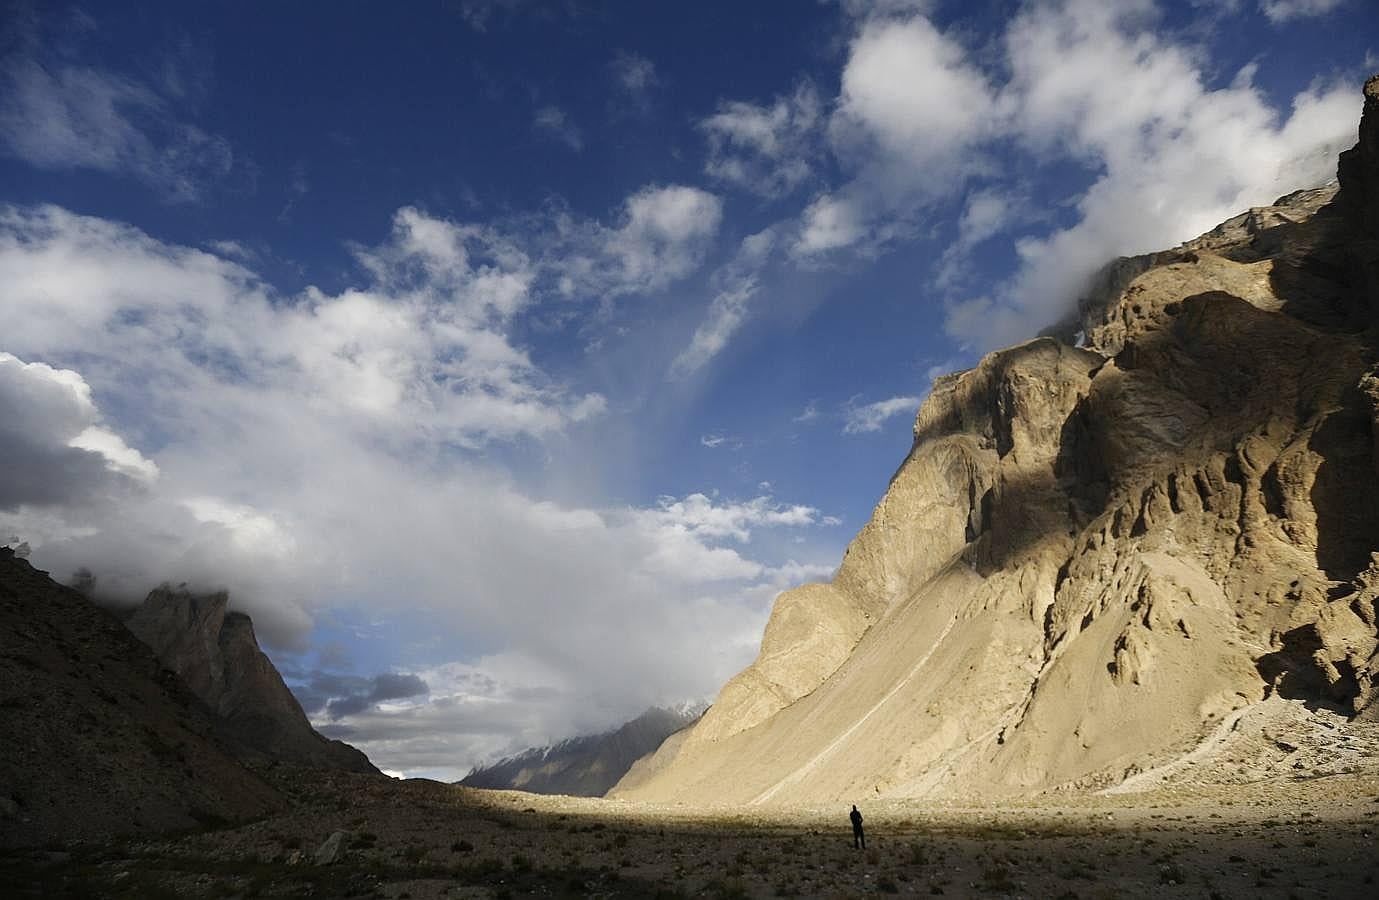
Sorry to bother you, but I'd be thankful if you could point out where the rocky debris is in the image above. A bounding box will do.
[0,547,285,847]
[313,830,346,865]
[460,704,704,797]
[613,75,1379,806]
[127,585,377,774]
[30,767,1379,899]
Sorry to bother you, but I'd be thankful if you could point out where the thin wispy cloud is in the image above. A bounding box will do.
[1259,0,1345,23]
[533,104,584,151]
[0,56,240,203]
[611,51,658,111]
[842,395,920,435]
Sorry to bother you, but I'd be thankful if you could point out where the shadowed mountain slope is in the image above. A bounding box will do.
[126,586,377,775]
[0,548,285,847]
[613,75,1379,806]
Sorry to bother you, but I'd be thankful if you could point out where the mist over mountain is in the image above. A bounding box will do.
[460,704,705,797]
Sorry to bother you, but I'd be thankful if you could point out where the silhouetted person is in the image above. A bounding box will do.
[850,804,865,849]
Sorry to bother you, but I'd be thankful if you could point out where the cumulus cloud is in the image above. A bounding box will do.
[842,395,920,434]
[791,13,998,260]
[679,0,1361,367]
[605,185,724,289]
[0,200,830,774]
[945,0,1357,347]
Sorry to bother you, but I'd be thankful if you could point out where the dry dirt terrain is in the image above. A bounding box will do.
[3,763,1376,899]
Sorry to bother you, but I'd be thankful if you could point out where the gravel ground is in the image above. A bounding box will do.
[2,767,1376,898]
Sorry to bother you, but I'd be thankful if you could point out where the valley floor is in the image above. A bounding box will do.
[2,768,1376,899]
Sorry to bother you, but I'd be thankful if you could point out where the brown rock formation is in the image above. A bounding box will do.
[0,548,284,847]
[127,586,377,774]
[614,76,1379,804]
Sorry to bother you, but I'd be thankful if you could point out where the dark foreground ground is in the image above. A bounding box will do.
[3,769,1376,898]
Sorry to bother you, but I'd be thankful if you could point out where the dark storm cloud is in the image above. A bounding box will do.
[0,435,118,510]
[289,670,430,720]
[0,352,150,511]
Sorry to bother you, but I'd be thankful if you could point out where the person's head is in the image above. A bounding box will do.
[851,805,857,811]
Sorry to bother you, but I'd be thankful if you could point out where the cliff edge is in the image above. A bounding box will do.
[613,76,1379,805]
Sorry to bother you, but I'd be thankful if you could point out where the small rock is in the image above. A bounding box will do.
[314,830,347,866]
[285,849,304,866]
[0,795,17,819]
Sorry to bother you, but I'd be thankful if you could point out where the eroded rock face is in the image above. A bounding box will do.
[613,77,1379,805]
[127,585,377,774]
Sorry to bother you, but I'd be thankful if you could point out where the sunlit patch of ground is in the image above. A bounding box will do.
[3,769,1376,898]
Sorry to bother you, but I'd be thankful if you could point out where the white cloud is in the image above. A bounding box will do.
[0,52,238,203]
[598,185,724,296]
[533,105,583,151]
[842,394,920,434]
[670,228,775,377]
[0,203,836,776]
[310,489,838,777]
[638,492,825,544]
[794,193,868,256]
[68,426,160,484]
[955,188,1016,249]
[686,0,1360,367]
[787,14,998,260]
[701,81,823,198]
[935,187,1031,288]
[944,0,1359,348]
[1259,0,1344,23]
[833,17,995,167]
[671,278,757,378]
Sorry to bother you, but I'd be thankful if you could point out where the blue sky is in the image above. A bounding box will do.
[0,0,1373,777]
